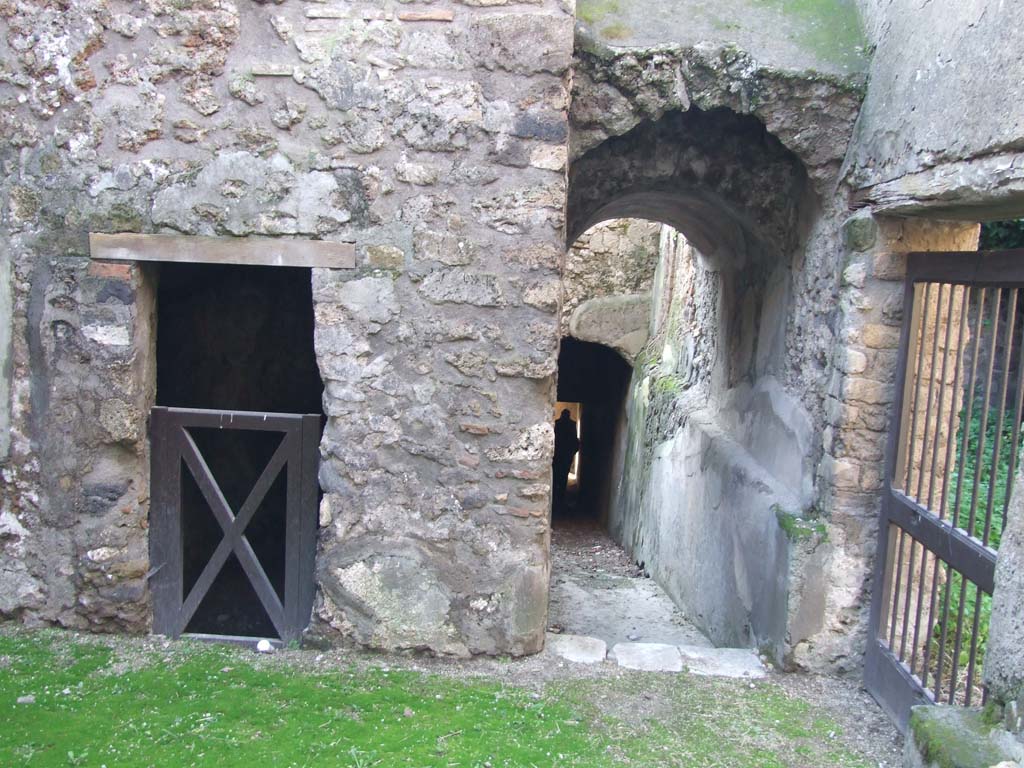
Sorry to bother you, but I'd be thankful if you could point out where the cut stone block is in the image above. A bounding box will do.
[905,705,1024,768]
[545,633,607,664]
[677,646,767,679]
[611,642,683,672]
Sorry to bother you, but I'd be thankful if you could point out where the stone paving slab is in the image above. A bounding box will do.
[677,645,767,679]
[610,642,683,672]
[545,632,607,664]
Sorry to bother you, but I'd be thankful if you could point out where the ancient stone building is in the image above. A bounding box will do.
[1,0,1022,717]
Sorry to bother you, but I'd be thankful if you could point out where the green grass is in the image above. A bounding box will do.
[0,628,875,768]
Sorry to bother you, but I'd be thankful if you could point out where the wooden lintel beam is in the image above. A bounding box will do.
[89,232,356,270]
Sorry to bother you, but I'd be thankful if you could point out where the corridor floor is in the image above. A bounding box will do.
[547,519,712,649]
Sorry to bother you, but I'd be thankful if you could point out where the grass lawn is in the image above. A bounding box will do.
[0,628,884,768]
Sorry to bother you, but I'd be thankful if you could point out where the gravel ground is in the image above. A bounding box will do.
[548,520,711,647]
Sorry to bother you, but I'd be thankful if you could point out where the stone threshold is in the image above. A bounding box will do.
[545,632,767,678]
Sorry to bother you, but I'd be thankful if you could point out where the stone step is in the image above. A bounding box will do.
[546,633,767,679]
[545,633,607,664]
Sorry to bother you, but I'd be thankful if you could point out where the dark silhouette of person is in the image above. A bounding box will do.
[552,409,579,512]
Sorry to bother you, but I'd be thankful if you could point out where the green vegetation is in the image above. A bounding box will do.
[0,628,875,768]
[980,220,1024,251]
[752,0,868,72]
[929,403,1023,699]
[774,507,828,543]
[652,374,683,396]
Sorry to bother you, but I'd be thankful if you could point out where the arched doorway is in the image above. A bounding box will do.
[550,106,817,657]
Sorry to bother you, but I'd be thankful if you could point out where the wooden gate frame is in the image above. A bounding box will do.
[149,407,320,643]
[865,249,1024,730]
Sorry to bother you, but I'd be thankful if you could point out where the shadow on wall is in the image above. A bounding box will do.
[567,106,822,662]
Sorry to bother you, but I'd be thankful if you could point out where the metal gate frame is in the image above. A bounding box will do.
[865,249,1024,730]
[149,406,320,644]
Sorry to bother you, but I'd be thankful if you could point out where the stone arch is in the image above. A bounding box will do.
[567,107,814,268]
[561,106,823,659]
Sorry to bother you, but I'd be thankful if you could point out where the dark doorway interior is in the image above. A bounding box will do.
[554,338,632,525]
[156,263,324,638]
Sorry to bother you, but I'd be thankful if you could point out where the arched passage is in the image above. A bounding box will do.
[568,107,813,266]
[553,106,819,657]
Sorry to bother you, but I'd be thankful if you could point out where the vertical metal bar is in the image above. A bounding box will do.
[916,284,958,682]
[899,538,918,661]
[877,522,898,643]
[964,583,985,706]
[938,286,973,521]
[1002,303,1024,524]
[983,288,1018,546]
[933,558,955,702]
[967,289,1003,538]
[888,528,908,649]
[904,283,934,496]
[948,572,970,704]
[926,284,957,510]
[952,289,987,531]
[909,545,930,676]
[916,283,946,503]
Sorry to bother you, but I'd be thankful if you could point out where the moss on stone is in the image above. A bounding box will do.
[774,506,828,542]
[600,23,632,41]
[909,706,1009,768]
[752,0,867,71]
[577,0,620,25]
[653,374,682,396]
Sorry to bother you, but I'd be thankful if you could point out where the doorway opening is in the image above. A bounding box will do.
[155,262,324,639]
[552,338,631,525]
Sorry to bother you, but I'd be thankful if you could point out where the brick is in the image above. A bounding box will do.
[87,261,134,281]
[399,10,455,22]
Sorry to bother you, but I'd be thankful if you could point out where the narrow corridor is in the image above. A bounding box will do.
[548,520,710,649]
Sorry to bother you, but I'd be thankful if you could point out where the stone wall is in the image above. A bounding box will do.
[805,216,981,672]
[609,227,822,662]
[849,0,1024,219]
[562,218,660,332]
[0,0,574,656]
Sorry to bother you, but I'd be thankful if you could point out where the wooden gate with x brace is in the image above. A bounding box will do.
[148,406,320,643]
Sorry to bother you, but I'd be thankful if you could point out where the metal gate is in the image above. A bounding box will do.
[865,250,1024,730]
[149,406,320,644]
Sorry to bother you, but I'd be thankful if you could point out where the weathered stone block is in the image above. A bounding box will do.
[467,14,574,75]
[985,465,1024,703]
[418,269,504,306]
[843,211,878,253]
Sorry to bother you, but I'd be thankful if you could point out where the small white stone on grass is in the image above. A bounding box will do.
[16,694,35,705]
[255,639,274,654]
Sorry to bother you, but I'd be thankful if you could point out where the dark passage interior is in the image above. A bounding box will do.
[553,338,632,526]
[156,263,323,638]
